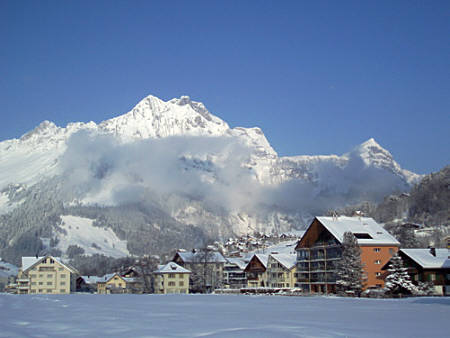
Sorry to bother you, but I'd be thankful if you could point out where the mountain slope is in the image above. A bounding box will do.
[0,94,422,261]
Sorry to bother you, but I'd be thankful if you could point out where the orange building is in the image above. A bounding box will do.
[295,216,400,293]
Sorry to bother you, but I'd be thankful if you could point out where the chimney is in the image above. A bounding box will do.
[429,247,436,257]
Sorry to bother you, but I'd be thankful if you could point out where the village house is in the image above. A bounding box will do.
[244,254,269,288]
[17,255,78,294]
[76,275,102,293]
[96,273,143,294]
[223,257,247,289]
[173,250,226,293]
[295,216,400,293]
[382,248,450,296]
[153,262,191,294]
[266,253,297,288]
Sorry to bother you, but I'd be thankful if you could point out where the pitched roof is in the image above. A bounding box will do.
[154,262,191,274]
[225,257,247,270]
[254,254,269,268]
[175,251,226,263]
[316,216,400,246]
[80,275,104,285]
[21,256,78,274]
[400,249,449,269]
[270,253,296,270]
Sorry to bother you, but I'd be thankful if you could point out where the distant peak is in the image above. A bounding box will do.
[176,95,192,105]
[20,120,58,141]
[360,138,381,148]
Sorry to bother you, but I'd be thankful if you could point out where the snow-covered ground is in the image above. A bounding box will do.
[56,215,129,258]
[0,294,448,337]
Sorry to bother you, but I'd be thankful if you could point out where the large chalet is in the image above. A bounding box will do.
[295,216,400,293]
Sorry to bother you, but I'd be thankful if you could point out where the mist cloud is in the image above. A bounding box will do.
[59,130,409,218]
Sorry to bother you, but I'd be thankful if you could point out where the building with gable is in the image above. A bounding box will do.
[267,253,297,288]
[17,255,78,294]
[223,257,247,289]
[173,250,226,293]
[153,262,191,294]
[244,254,269,288]
[382,248,450,296]
[295,216,400,293]
[96,272,143,294]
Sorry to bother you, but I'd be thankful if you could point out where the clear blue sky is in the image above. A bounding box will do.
[1,0,449,174]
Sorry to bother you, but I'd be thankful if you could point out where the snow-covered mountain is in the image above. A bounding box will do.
[0,94,422,262]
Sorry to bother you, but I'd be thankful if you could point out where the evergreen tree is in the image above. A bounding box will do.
[384,253,417,295]
[336,232,366,296]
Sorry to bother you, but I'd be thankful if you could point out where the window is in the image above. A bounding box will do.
[31,274,37,278]
[49,259,54,264]
[47,282,52,285]
[375,272,381,277]
[353,233,373,239]
[47,289,52,293]
[389,248,395,254]
[60,274,66,278]
[47,274,53,278]
[374,260,381,265]
[60,289,65,293]
[31,282,36,285]
[168,281,176,287]
[373,248,381,253]
[38,289,43,293]
[38,282,43,285]
[179,281,184,287]
[30,290,36,293]
[59,267,64,271]
[60,281,66,286]
[178,274,183,278]
[39,274,43,278]
[169,274,175,279]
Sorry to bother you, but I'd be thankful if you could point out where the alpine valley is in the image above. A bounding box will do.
[0,94,422,263]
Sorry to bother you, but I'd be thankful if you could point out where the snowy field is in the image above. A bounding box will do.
[0,294,448,338]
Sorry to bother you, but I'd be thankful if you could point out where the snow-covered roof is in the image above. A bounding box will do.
[154,262,191,274]
[270,253,296,270]
[80,275,103,285]
[443,259,450,269]
[21,256,78,273]
[401,249,449,269]
[253,254,269,268]
[225,257,247,270]
[316,216,400,246]
[175,251,226,263]
[98,273,117,283]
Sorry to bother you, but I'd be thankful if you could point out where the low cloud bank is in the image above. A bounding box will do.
[59,131,409,215]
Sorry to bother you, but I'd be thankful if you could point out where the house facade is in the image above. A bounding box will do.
[295,216,400,293]
[153,262,191,294]
[17,255,78,294]
[383,248,450,296]
[244,254,268,288]
[96,273,143,294]
[173,250,226,293]
[266,253,297,288]
[223,257,247,289]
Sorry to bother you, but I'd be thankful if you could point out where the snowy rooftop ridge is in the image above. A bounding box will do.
[316,216,400,246]
[175,251,227,264]
[400,249,449,269]
[154,262,191,274]
[21,256,77,273]
[270,253,297,270]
